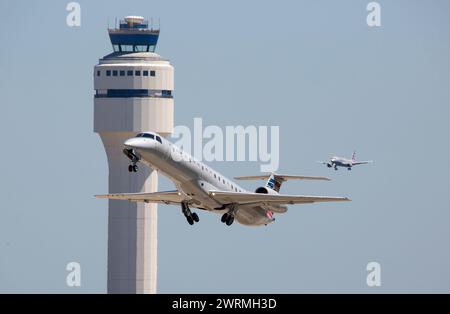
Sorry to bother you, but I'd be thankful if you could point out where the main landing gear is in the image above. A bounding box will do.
[221,205,236,226]
[221,213,234,226]
[181,202,199,225]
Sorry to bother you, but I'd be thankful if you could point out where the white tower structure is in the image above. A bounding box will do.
[94,16,173,294]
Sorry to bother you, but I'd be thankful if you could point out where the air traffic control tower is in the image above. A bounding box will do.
[94,16,174,294]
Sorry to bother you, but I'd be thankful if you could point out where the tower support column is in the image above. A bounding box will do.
[101,132,158,294]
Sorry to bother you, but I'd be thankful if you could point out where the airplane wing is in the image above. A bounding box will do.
[234,174,330,181]
[208,190,350,213]
[352,160,373,165]
[95,190,186,205]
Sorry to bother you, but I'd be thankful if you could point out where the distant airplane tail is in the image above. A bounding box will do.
[351,150,356,162]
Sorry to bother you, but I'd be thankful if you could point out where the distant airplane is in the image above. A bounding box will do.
[96,132,350,227]
[318,151,373,171]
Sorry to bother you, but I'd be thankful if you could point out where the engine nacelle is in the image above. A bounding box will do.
[254,186,278,195]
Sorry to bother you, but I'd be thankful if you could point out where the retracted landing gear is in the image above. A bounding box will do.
[182,202,199,225]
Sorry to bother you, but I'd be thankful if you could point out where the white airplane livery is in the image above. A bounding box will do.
[96,132,350,227]
[319,151,373,171]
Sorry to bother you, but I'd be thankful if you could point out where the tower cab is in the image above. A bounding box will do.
[108,16,160,53]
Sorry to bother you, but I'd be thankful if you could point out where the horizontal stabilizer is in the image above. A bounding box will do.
[234,174,330,181]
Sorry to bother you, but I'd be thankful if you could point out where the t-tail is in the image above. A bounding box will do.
[351,150,356,162]
[265,173,283,192]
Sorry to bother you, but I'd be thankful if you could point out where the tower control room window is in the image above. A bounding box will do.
[143,70,149,76]
[112,45,154,53]
[135,70,141,76]
[97,70,100,76]
[120,70,125,76]
[121,45,133,52]
[112,70,118,76]
[106,70,111,76]
[127,70,133,76]
[150,70,156,77]
[134,45,149,52]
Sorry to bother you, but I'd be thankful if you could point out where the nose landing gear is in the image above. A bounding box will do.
[123,148,140,173]
[128,164,138,172]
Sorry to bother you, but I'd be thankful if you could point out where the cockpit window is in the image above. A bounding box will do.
[135,133,161,142]
[136,133,155,139]
[142,133,154,139]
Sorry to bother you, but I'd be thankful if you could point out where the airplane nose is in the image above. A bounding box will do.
[124,138,156,150]
[124,138,140,148]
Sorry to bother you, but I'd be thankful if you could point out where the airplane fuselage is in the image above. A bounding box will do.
[329,157,353,169]
[125,136,274,226]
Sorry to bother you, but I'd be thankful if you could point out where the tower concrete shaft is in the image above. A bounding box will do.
[101,133,158,293]
[94,16,173,294]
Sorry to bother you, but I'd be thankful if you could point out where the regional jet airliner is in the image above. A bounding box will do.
[96,132,350,227]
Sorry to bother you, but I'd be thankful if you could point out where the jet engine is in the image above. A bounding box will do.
[254,186,278,195]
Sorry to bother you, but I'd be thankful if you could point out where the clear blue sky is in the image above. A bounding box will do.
[1,0,450,293]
